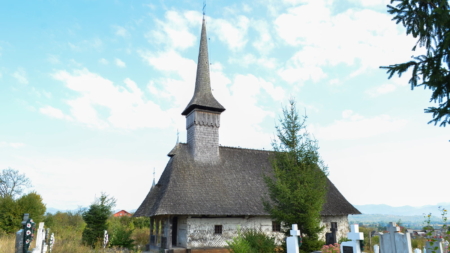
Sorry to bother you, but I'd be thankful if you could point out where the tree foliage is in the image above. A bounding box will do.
[82,193,116,247]
[381,0,450,126]
[0,192,46,234]
[264,100,328,253]
[0,168,32,199]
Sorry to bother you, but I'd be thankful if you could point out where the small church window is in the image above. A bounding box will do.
[214,225,223,234]
[272,221,281,232]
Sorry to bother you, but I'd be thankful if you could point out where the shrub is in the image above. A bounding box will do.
[109,225,134,249]
[321,243,340,253]
[227,234,253,253]
[227,229,277,253]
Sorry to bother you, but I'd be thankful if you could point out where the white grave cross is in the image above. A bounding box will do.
[286,224,301,253]
[32,222,45,253]
[378,222,412,253]
[341,224,363,253]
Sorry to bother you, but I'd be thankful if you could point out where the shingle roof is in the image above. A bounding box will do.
[181,18,225,116]
[134,143,360,217]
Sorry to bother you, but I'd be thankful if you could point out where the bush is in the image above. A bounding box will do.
[227,234,252,253]
[109,225,134,249]
[321,243,340,253]
[227,229,277,253]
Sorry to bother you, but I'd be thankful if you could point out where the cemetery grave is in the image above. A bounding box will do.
[15,213,55,253]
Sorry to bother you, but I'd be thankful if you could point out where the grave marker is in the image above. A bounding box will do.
[378,222,412,253]
[15,229,24,253]
[286,224,301,253]
[49,233,55,253]
[374,244,379,253]
[340,224,364,253]
[426,239,443,253]
[32,222,44,253]
[103,230,109,248]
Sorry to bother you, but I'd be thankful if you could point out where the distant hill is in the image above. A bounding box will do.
[354,203,450,216]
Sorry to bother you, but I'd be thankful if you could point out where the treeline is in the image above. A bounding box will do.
[0,168,150,250]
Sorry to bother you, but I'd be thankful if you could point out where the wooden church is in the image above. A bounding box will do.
[134,17,360,253]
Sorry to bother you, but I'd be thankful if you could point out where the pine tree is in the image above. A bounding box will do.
[264,100,328,253]
[381,0,450,127]
[82,193,116,247]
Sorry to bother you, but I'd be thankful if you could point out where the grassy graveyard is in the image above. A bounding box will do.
[0,212,149,253]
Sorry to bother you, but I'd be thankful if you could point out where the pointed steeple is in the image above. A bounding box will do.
[181,18,225,116]
[151,168,156,188]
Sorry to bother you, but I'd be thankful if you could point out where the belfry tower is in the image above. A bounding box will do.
[181,17,225,163]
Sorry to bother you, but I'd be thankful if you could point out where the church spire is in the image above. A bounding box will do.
[181,17,225,116]
[183,16,224,163]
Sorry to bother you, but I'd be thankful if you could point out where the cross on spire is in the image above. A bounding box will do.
[203,0,206,16]
[152,168,156,188]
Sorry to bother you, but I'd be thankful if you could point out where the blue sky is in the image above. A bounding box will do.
[1,0,448,212]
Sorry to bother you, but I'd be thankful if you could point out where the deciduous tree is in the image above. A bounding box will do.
[264,100,328,253]
[0,192,46,234]
[0,168,32,199]
[381,0,450,127]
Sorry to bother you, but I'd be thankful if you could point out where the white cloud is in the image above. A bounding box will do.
[274,3,417,78]
[51,68,172,129]
[210,15,250,51]
[0,142,25,148]
[139,50,196,82]
[146,10,199,51]
[39,105,71,120]
[68,38,103,51]
[278,65,326,84]
[12,68,28,84]
[47,55,60,64]
[316,110,408,140]
[216,74,281,149]
[365,69,412,96]
[115,58,126,68]
[251,20,275,53]
[228,53,277,69]
[90,38,103,49]
[366,83,396,97]
[68,42,80,51]
[349,0,389,7]
[113,25,129,37]
[99,58,109,65]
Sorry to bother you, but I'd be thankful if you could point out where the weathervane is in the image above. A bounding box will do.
[176,129,179,144]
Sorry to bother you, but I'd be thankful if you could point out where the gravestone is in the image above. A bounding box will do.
[414,249,422,253]
[326,223,338,245]
[425,239,443,253]
[378,222,412,253]
[374,244,379,253]
[15,213,29,253]
[443,240,449,253]
[49,233,55,253]
[340,224,364,253]
[286,224,301,253]
[32,222,45,253]
[15,229,24,253]
[103,230,109,248]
